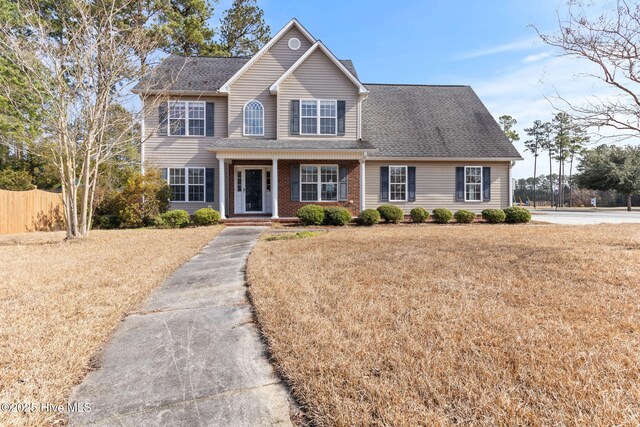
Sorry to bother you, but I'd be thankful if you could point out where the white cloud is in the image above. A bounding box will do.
[455,38,540,60]
[522,52,552,63]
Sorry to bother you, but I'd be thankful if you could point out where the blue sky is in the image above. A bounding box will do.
[210,0,628,178]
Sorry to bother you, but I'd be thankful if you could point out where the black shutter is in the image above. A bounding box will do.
[380,166,389,202]
[455,167,465,201]
[205,168,215,203]
[337,100,346,135]
[206,103,215,136]
[408,166,416,202]
[290,100,300,135]
[483,167,491,201]
[291,165,300,201]
[158,104,168,136]
[339,166,348,201]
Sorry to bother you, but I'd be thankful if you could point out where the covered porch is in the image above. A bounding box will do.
[209,144,376,220]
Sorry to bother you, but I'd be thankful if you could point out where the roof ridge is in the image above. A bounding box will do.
[363,83,470,87]
[169,54,252,60]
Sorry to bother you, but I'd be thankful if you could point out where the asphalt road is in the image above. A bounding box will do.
[530,209,640,225]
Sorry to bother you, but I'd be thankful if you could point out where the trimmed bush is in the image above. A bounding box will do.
[503,206,532,224]
[160,210,190,228]
[297,204,325,226]
[482,208,506,223]
[377,204,404,223]
[358,208,380,226]
[192,207,221,226]
[432,208,453,224]
[323,207,352,226]
[410,207,429,223]
[454,209,476,224]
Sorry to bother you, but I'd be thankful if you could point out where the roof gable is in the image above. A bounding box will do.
[269,41,368,95]
[218,18,316,93]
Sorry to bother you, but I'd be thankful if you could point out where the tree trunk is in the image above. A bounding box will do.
[627,194,632,211]
[533,155,537,208]
[569,154,574,207]
[557,158,562,208]
[549,153,554,207]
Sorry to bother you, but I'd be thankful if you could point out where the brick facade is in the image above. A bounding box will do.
[226,159,360,217]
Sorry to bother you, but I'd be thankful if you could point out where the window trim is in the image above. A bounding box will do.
[299,99,337,136]
[167,101,206,137]
[166,167,207,202]
[300,163,339,202]
[388,165,408,202]
[464,166,483,202]
[243,99,265,136]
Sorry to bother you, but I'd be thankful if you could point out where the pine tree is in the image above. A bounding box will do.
[160,0,216,56]
[552,113,572,207]
[524,120,546,208]
[218,0,270,56]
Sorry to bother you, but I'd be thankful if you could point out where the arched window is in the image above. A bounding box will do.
[243,100,264,136]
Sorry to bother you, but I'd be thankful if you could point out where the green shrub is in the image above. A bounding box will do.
[410,207,429,223]
[432,208,453,224]
[358,208,380,226]
[94,214,120,229]
[152,215,166,228]
[482,208,506,223]
[503,206,532,224]
[160,210,190,228]
[454,209,476,224]
[297,204,325,226]
[192,207,221,226]
[377,204,404,223]
[0,169,35,191]
[323,207,352,226]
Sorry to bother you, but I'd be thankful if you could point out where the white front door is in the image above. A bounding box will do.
[234,167,272,214]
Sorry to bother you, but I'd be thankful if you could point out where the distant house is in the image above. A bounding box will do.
[134,18,522,219]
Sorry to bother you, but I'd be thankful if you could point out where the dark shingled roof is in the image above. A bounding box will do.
[208,138,375,151]
[361,84,522,159]
[136,55,359,93]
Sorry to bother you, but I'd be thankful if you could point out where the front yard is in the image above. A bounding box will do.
[248,224,640,426]
[0,227,221,426]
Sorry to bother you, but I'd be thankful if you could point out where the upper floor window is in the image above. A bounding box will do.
[243,100,264,136]
[168,101,205,136]
[300,100,336,135]
[465,166,482,201]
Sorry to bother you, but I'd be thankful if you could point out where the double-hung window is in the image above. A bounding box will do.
[300,100,337,135]
[168,168,186,201]
[389,166,407,202]
[188,168,205,202]
[300,164,338,202]
[167,167,205,202]
[465,166,482,201]
[168,101,205,136]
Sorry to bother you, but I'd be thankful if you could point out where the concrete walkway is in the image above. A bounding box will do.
[68,227,293,427]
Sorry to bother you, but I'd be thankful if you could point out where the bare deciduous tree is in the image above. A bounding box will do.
[537,0,640,137]
[0,0,179,239]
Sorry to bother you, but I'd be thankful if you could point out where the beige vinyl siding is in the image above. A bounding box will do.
[143,95,226,166]
[365,161,511,213]
[228,27,312,139]
[278,49,359,139]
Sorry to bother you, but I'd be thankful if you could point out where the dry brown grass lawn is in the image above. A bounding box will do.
[248,224,640,426]
[0,227,221,426]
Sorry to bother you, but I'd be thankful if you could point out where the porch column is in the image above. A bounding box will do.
[359,158,366,212]
[218,157,226,219]
[271,158,279,219]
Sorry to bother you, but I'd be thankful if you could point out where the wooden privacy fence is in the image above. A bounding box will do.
[0,189,65,234]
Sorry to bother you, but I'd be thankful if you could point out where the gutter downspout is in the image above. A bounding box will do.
[509,160,515,207]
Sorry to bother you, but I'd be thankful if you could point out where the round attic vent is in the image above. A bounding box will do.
[288,37,301,51]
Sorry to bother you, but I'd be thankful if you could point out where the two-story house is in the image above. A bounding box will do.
[135,18,522,220]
